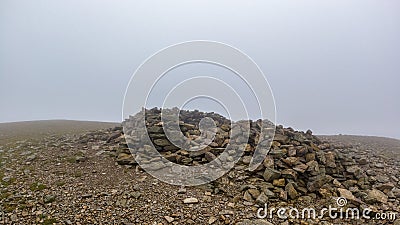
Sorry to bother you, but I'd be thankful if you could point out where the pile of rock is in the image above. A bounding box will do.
[106,108,399,214]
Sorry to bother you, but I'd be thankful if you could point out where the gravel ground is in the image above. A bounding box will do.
[0,122,399,224]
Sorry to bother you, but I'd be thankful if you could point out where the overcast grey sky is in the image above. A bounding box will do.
[1,0,399,138]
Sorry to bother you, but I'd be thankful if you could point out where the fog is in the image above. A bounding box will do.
[1,0,399,138]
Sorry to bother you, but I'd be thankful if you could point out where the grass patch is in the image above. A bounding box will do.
[0,191,11,199]
[29,182,47,191]
[66,157,77,163]
[44,195,56,204]
[3,203,17,212]
[42,218,57,225]
[55,181,66,186]
[73,171,83,177]
[0,171,4,181]
[18,203,27,210]
[0,174,15,187]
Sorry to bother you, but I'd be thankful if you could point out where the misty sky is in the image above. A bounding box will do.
[1,0,399,138]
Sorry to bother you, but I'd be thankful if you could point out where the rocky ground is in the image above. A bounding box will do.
[0,120,118,146]
[0,116,399,224]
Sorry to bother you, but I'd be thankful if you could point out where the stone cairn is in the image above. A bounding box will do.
[106,108,398,213]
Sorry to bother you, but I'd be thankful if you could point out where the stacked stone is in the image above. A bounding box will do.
[106,108,397,211]
[232,126,397,212]
[240,125,348,203]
